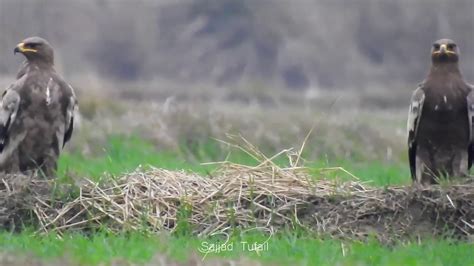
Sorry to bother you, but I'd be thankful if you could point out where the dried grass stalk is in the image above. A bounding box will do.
[0,139,472,242]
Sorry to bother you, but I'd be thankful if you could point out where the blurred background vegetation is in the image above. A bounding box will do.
[1,0,472,94]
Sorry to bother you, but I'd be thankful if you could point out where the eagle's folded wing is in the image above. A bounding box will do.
[0,88,20,152]
[60,82,77,148]
[407,85,425,180]
[467,84,474,169]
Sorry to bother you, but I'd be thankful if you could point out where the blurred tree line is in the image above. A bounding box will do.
[0,0,472,91]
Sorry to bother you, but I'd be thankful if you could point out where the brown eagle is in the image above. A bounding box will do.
[0,37,77,177]
[407,39,474,184]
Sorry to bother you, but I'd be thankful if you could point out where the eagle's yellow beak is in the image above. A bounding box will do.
[433,44,456,55]
[13,43,37,54]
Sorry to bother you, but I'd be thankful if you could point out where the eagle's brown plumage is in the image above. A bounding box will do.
[407,39,474,184]
[0,37,77,177]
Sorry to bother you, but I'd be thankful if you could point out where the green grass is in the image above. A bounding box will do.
[58,136,213,179]
[58,135,410,185]
[8,135,458,265]
[0,231,471,266]
[309,160,410,186]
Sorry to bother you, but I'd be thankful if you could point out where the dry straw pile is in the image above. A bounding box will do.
[0,138,473,242]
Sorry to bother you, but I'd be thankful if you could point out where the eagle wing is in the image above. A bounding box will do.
[54,77,77,149]
[63,83,77,147]
[407,85,425,180]
[467,84,474,169]
[0,85,21,152]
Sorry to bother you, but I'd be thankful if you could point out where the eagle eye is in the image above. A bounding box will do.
[433,43,440,50]
[26,43,40,49]
[447,44,456,50]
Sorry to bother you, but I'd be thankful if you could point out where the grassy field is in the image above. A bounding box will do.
[0,135,468,266]
[58,135,411,186]
[0,230,472,266]
[0,98,466,265]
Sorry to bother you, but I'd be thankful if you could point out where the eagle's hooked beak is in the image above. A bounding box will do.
[14,43,37,55]
[439,44,447,54]
[433,44,456,55]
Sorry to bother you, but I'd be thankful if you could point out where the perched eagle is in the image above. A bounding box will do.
[0,37,77,177]
[407,39,474,184]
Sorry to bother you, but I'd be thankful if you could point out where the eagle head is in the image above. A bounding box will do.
[14,36,54,65]
[431,39,459,64]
